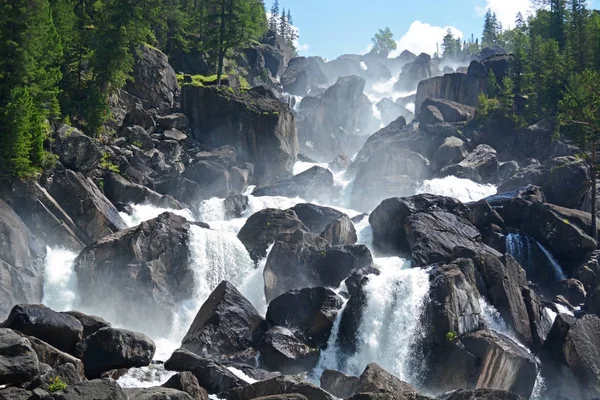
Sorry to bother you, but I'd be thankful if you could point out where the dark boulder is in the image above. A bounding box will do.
[432,136,469,171]
[290,203,357,245]
[226,375,334,400]
[125,44,179,110]
[320,369,359,399]
[26,336,85,378]
[555,279,587,306]
[421,99,475,123]
[181,281,267,360]
[52,379,128,400]
[163,372,209,400]
[223,195,250,219]
[53,125,103,172]
[182,160,232,200]
[74,213,201,337]
[418,105,444,125]
[436,145,499,183]
[182,85,297,185]
[29,362,83,392]
[266,287,343,347]
[439,389,524,400]
[74,327,155,378]
[415,73,486,113]
[4,304,83,353]
[257,327,320,374]
[562,314,600,391]
[122,105,156,132]
[253,167,338,204]
[103,172,183,210]
[165,349,246,395]
[125,388,194,400]
[63,311,111,339]
[238,209,308,263]
[44,166,127,244]
[0,201,45,318]
[356,362,417,394]
[157,113,189,131]
[281,57,329,96]
[0,328,39,385]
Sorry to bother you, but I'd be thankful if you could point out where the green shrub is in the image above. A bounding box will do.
[48,376,68,393]
[475,94,500,121]
[100,152,120,173]
[446,331,458,342]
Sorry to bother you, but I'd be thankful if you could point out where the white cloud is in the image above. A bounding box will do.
[360,43,374,55]
[389,21,463,57]
[475,0,534,30]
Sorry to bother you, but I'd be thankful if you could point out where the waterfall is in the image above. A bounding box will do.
[506,233,566,283]
[42,247,79,312]
[344,258,430,385]
[311,298,349,380]
[417,176,497,203]
[239,244,274,316]
[120,203,195,228]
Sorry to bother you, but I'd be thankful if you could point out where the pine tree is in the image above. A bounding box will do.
[286,9,298,55]
[550,0,568,49]
[269,0,279,32]
[568,0,590,73]
[482,9,499,47]
[279,7,287,39]
[371,27,397,54]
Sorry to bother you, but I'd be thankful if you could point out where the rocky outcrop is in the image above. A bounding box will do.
[0,201,45,318]
[437,145,499,183]
[53,125,103,172]
[562,314,600,393]
[320,370,359,399]
[433,136,469,171]
[226,375,334,400]
[181,281,267,360]
[182,85,298,185]
[238,209,308,263]
[252,167,338,204]
[44,166,127,244]
[125,44,180,110]
[394,53,441,92]
[26,336,85,377]
[74,213,202,336]
[290,203,357,245]
[48,379,128,400]
[257,327,320,374]
[0,328,39,385]
[281,57,329,96]
[419,99,475,123]
[4,304,83,353]
[356,363,417,394]
[415,73,486,115]
[266,287,343,348]
[264,229,373,302]
[103,172,182,209]
[64,311,111,339]
[163,372,209,400]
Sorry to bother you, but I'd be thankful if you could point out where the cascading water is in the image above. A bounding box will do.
[239,244,274,316]
[120,204,195,228]
[311,298,348,380]
[42,247,79,312]
[417,176,497,203]
[343,257,430,385]
[506,233,567,283]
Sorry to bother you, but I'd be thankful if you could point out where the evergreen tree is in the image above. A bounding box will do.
[279,7,287,39]
[549,0,568,49]
[269,0,279,32]
[568,0,590,73]
[442,28,461,60]
[371,27,397,54]
[482,9,500,47]
[286,9,298,56]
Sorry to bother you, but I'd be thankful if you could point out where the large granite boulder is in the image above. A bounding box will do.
[0,328,39,385]
[356,363,417,394]
[394,53,441,92]
[74,213,203,336]
[320,370,359,399]
[74,327,155,378]
[47,379,128,400]
[0,201,45,318]
[226,375,334,400]
[252,167,338,204]
[162,371,209,400]
[125,388,194,400]
[562,314,600,393]
[181,281,267,360]
[53,125,103,172]
[125,44,180,110]
[419,99,475,123]
[182,85,298,185]
[257,327,320,374]
[415,73,486,113]
[103,172,182,210]
[436,145,499,183]
[290,203,357,245]
[281,57,329,96]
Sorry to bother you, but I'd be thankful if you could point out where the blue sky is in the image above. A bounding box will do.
[271,0,597,60]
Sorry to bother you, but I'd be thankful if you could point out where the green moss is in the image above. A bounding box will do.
[446,331,458,343]
[563,218,570,225]
[100,152,120,173]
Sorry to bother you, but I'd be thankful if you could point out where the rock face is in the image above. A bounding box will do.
[290,203,357,245]
[238,209,308,263]
[26,335,85,377]
[165,349,247,394]
[53,125,103,172]
[183,85,297,185]
[562,314,600,392]
[163,372,209,400]
[51,379,128,400]
[437,145,499,183]
[103,172,181,210]
[252,167,338,204]
[264,229,373,302]
[266,287,343,347]
[320,370,359,399]
[356,363,416,394]
[0,201,45,318]
[257,327,320,374]
[74,213,200,336]
[394,53,441,92]
[125,44,180,110]
[0,328,39,385]
[416,73,486,113]
[4,304,83,353]
[74,327,155,378]
[419,99,475,123]
[181,281,267,360]
[297,76,379,159]
[281,57,329,96]
[227,375,334,400]
[426,330,538,398]
[44,166,127,245]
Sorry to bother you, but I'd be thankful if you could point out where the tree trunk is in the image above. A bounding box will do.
[592,138,598,242]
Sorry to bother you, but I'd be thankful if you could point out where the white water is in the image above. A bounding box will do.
[239,244,274,316]
[118,365,176,388]
[417,176,497,203]
[42,247,79,311]
[344,258,430,384]
[227,367,258,384]
[537,242,567,281]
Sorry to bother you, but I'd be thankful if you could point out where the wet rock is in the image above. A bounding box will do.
[433,136,469,171]
[562,314,600,391]
[437,145,499,183]
[356,363,417,394]
[125,388,195,400]
[253,167,338,204]
[26,336,85,377]
[521,287,553,350]
[181,281,267,360]
[257,327,320,374]
[555,279,587,306]
[320,369,359,399]
[290,203,357,245]
[53,125,103,172]
[224,195,250,219]
[74,327,155,378]
[165,348,246,394]
[328,153,353,173]
[44,166,127,244]
[63,311,111,339]
[266,287,343,348]
[4,304,83,353]
[439,389,525,400]
[53,379,128,400]
[0,328,39,385]
[226,375,334,400]
[29,362,83,392]
[465,200,504,231]
[103,172,183,210]
[0,201,45,317]
[162,371,209,400]
[157,113,189,131]
[182,85,297,185]
[125,44,179,110]
[345,266,380,298]
[281,57,329,96]
[238,209,308,263]
[182,161,232,200]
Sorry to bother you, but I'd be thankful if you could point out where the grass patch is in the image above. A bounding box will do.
[48,376,68,393]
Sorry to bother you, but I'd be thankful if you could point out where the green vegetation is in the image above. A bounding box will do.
[100,153,120,173]
[446,331,458,343]
[48,376,68,393]
[371,27,397,54]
